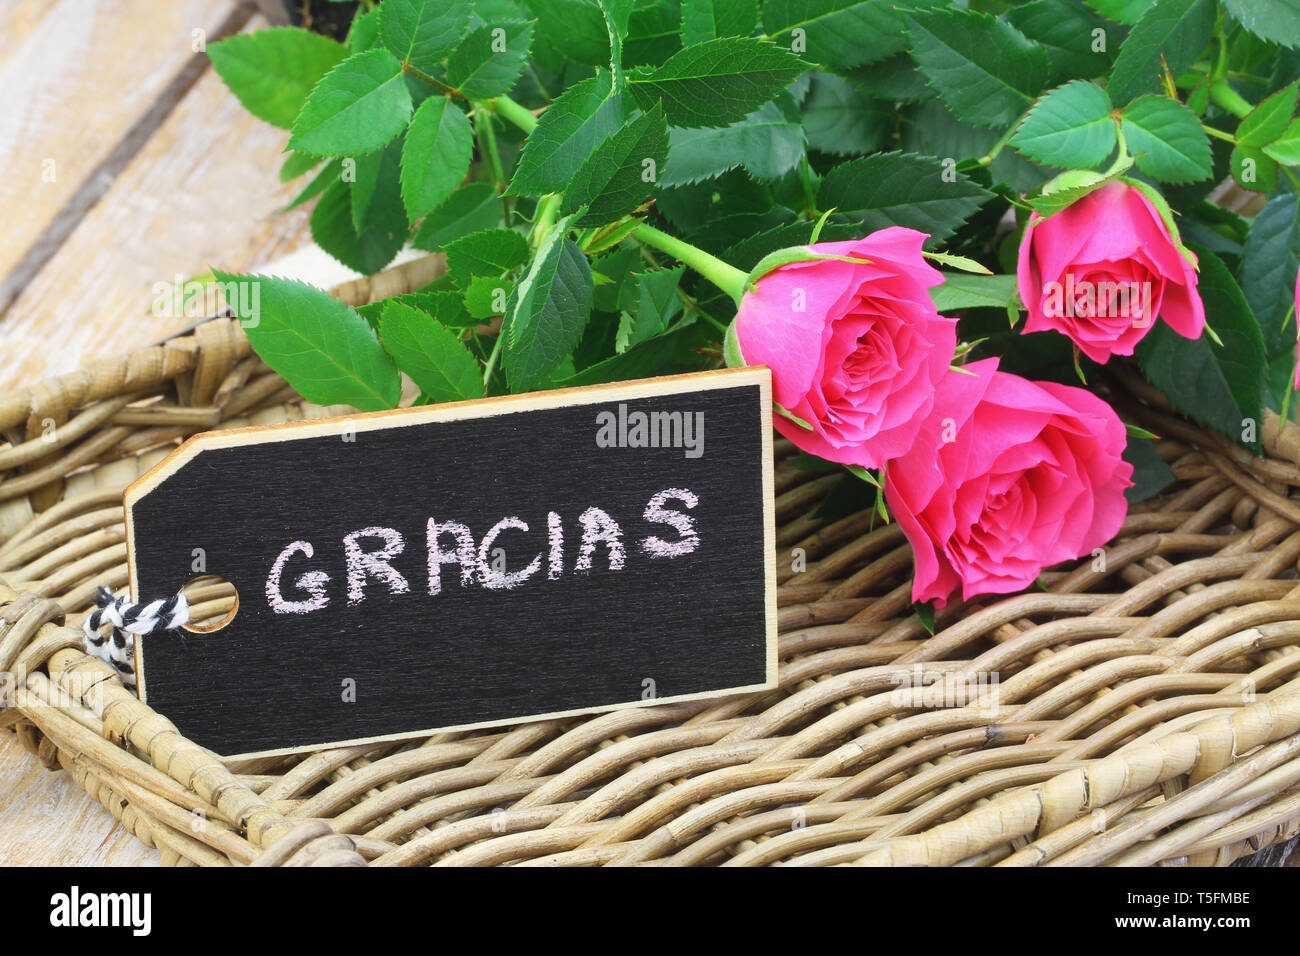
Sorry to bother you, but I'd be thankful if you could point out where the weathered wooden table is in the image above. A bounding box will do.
[0,0,318,865]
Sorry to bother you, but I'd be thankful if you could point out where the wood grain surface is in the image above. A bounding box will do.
[0,731,160,866]
[0,0,244,312]
[1,0,316,865]
[0,3,315,392]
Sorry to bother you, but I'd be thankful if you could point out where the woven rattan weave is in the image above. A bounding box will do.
[3,258,1300,866]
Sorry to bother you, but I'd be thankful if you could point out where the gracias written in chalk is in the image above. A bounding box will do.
[266,488,702,614]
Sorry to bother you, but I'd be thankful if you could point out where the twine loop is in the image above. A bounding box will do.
[82,586,189,684]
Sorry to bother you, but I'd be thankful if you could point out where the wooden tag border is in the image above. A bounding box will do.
[124,367,778,758]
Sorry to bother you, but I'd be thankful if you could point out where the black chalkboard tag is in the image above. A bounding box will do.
[125,368,777,759]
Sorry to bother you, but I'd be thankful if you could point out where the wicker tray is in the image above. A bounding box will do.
[4,259,1300,867]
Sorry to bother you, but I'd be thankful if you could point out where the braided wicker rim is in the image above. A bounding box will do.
[3,257,1300,866]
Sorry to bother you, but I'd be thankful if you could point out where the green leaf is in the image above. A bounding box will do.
[279,150,322,182]
[617,268,684,351]
[400,96,473,221]
[1237,81,1300,149]
[289,49,413,156]
[1231,144,1280,192]
[557,326,691,386]
[523,0,611,66]
[1222,0,1300,50]
[849,53,934,103]
[623,0,685,69]
[562,104,669,226]
[598,0,635,38]
[505,232,595,391]
[661,93,807,187]
[929,273,1019,312]
[1120,95,1213,183]
[681,0,757,44]
[212,271,400,411]
[1240,194,1300,361]
[905,8,1049,129]
[464,276,515,318]
[800,73,890,156]
[1007,1,1119,80]
[1135,246,1265,449]
[208,28,347,130]
[1264,117,1300,165]
[627,36,808,128]
[444,229,529,284]
[582,217,645,255]
[508,70,626,196]
[1122,435,1176,503]
[1026,161,1133,217]
[378,301,483,403]
[1010,80,1117,169]
[357,291,473,330]
[379,0,474,69]
[764,0,948,70]
[1107,0,1216,106]
[902,98,1051,195]
[924,251,992,275]
[281,159,339,212]
[347,8,383,53]
[597,0,631,85]
[723,317,745,367]
[817,152,992,244]
[1085,0,1153,24]
[312,177,408,275]
[411,182,503,251]
[445,20,534,97]
[351,138,404,231]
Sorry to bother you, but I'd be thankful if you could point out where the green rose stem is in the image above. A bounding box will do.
[632,223,749,305]
[481,314,507,389]
[490,95,540,133]
[475,109,505,188]
[401,62,455,95]
[399,58,541,135]
[530,193,561,247]
[976,123,1017,167]
[1209,81,1253,119]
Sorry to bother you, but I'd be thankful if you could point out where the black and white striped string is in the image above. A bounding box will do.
[82,586,189,686]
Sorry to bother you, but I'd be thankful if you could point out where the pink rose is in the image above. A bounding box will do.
[734,227,956,469]
[1017,181,1205,364]
[884,358,1133,608]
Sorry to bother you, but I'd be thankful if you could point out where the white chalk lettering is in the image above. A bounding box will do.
[641,488,700,558]
[343,527,410,605]
[477,516,542,590]
[267,490,701,614]
[266,540,330,614]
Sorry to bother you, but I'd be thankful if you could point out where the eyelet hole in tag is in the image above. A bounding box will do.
[179,574,239,633]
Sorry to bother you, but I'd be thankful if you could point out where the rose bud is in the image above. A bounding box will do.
[1017,181,1205,363]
